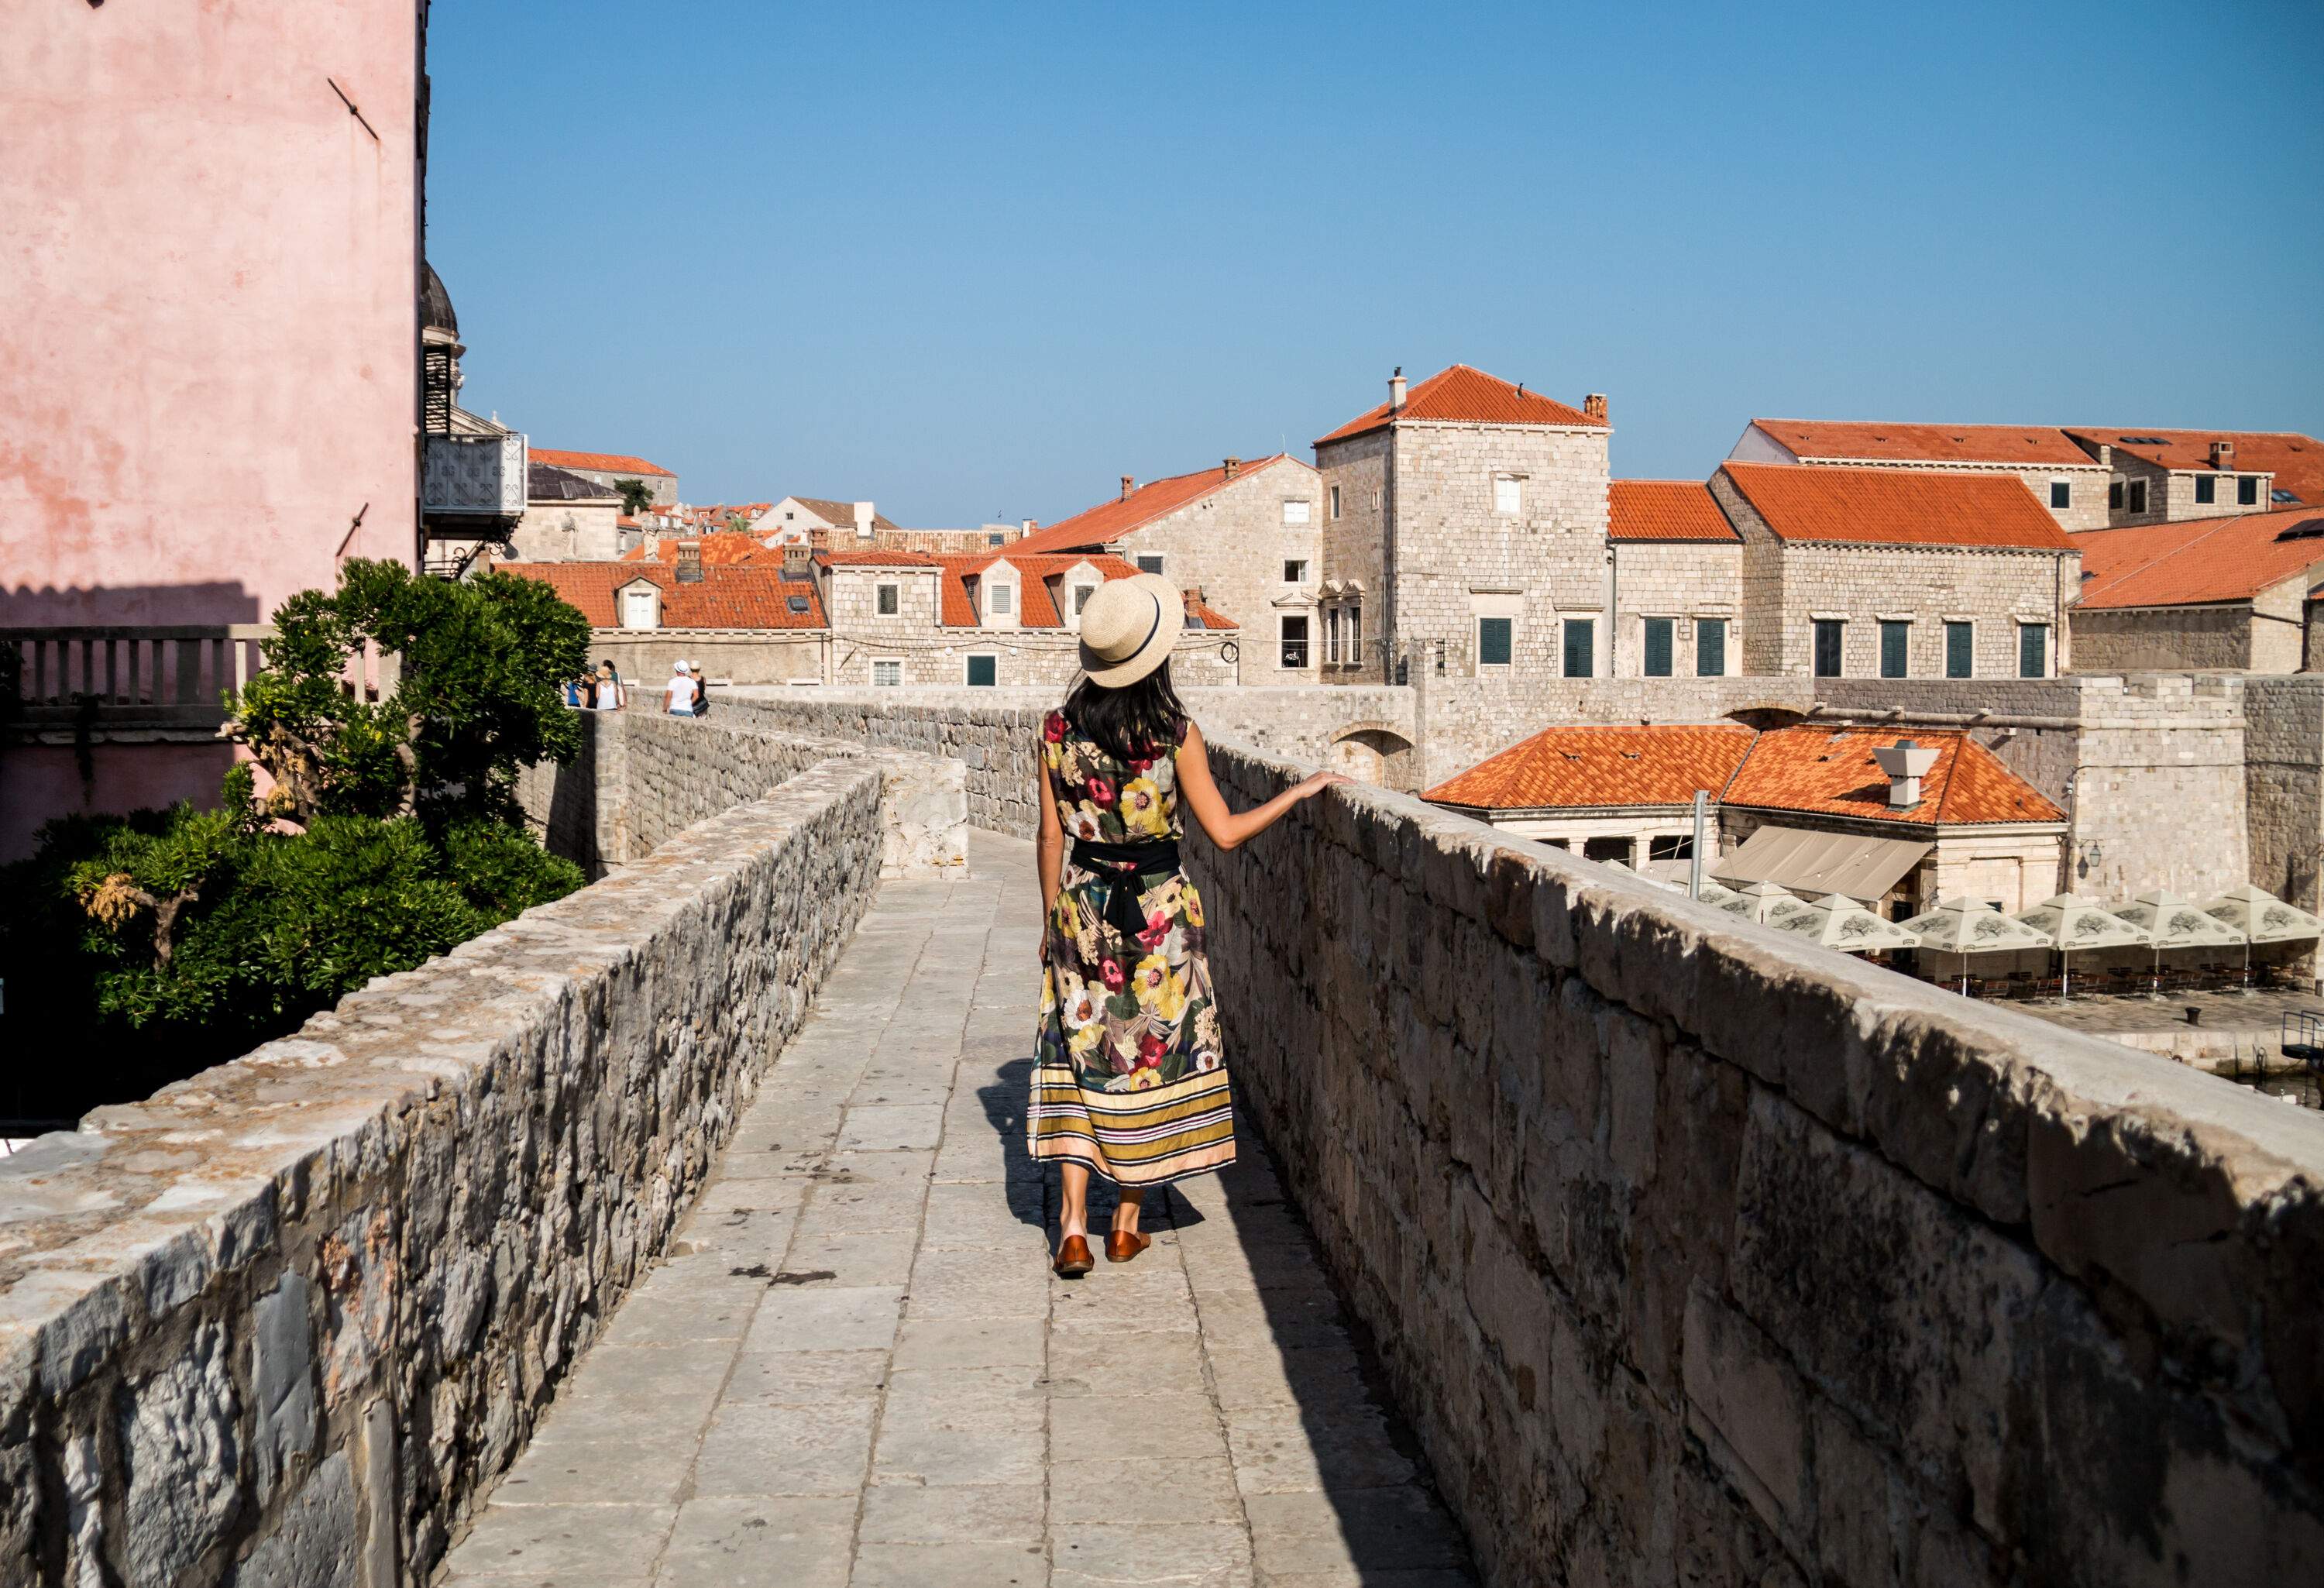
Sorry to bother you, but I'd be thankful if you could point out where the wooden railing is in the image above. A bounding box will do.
[0,624,274,731]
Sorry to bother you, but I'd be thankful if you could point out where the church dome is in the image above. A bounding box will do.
[421,261,459,341]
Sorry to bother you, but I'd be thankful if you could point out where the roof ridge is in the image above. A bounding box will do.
[2076,515,2246,603]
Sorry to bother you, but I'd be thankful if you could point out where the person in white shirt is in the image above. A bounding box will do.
[664,661,698,716]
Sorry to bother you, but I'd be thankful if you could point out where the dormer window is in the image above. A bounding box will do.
[619,583,660,631]
[988,582,1014,617]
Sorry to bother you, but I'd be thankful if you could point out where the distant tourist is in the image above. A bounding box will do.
[564,673,590,708]
[595,661,624,711]
[1029,576,1345,1278]
[689,661,710,719]
[664,660,699,716]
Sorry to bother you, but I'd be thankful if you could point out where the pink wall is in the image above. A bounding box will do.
[0,0,424,628]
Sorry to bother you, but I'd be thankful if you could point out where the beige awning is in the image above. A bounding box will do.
[1711,825,1931,904]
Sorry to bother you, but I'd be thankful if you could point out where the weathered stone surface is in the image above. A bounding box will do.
[229,1451,356,1588]
[119,1320,241,1585]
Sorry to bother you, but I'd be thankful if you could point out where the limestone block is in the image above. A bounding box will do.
[1683,1284,1809,1545]
[119,1320,242,1583]
[251,1271,318,1503]
[229,1451,356,1588]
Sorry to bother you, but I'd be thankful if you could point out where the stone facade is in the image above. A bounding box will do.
[1729,425,2115,532]
[1193,741,2324,1585]
[1608,541,1745,678]
[2070,576,2311,674]
[1321,421,1614,679]
[507,497,624,562]
[0,747,939,1587]
[2097,451,2272,528]
[1714,473,2079,679]
[586,630,827,688]
[2244,675,2324,916]
[1318,429,1391,682]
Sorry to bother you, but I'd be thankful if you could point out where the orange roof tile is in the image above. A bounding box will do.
[923,552,1237,631]
[1608,479,1738,543]
[618,531,784,566]
[1750,420,2095,468]
[1723,727,2063,826]
[492,561,825,629]
[2075,507,2324,609]
[1718,462,2075,551]
[818,548,940,568]
[1012,458,1294,555]
[531,448,676,477]
[2063,428,2324,504]
[1422,726,1755,810]
[1423,724,2061,827]
[1315,364,1607,447]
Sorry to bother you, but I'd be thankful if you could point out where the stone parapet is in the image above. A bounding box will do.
[1192,742,2324,1584]
[0,754,893,1586]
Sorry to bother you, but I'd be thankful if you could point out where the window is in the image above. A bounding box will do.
[1582,837,1630,864]
[1478,616,1514,669]
[1283,499,1312,525]
[1067,583,1095,617]
[2019,623,2049,679]
[1279,614,1310,669]
[621,587,658,631]
[1696,617,1727,678]
[1282,559,1310,583]
[965,655,997,687]
[1813,619,1844,678]
[1879,620,1910,679]
[1944,620,1973,679]
[1329,486,1342,520]
[1642,617,1673,677]
[988,582,1014,617]
[987,532,1006,547]
[1648,834,1694,862]
[1560,618,1593,677]
[1494,476,1523,515]
[2128,479,2148,514]
[1324,608,1340,665]
[2109,479,2124,510]
[787,595,810,614]
[1346,605,1361,667]
[1136,553,1164,576]
[2195,475,2216,504]
[871,659,902,687]
[875,583,899,616]
[2240,475,2261,506]
[2050,480,2071,510]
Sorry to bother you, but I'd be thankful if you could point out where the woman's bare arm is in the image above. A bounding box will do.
[1037,760,1065,918]
[1174,724,1346,852]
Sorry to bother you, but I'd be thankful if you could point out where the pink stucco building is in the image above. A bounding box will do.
[0,2,428,858]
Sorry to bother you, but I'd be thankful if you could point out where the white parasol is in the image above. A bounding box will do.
[2112,891,2247,997]
[2202,885,2321,989]
[1766,899,1922,955]
[2013,893,2148,1001]
[1714,881,1814,926]
[1896,899,2056,994]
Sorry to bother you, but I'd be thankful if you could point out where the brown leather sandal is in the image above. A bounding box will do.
[1053,1235,1095,1277]
[1105,1230,1152,1263]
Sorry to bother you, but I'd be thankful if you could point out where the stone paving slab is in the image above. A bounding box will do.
[435,831,1477,1587]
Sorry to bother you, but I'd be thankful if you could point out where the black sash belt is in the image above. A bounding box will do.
[1071,837,1181,945]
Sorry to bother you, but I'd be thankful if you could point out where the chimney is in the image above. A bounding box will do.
[2211,440,2236,470]
[852,501,875,538]
[1020,518,1037,538]
[1872,739,1941,809]
[1120,475,1136,501]
[1181,585,1205,620]
[676,540,703,583]
[1388,367,1407,411]
[781,541,811,578]
[1583,393,1609,422]
[1222,457,1241,480]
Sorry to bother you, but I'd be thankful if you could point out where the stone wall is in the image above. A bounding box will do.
[1609,541,1744,677]
[1317,428,1391,682]
[0,754,895,1587]
[2245,675,2324,909]
[2070,578,2309,675]
[1191,742,2324,1586]
[586,631,827,688]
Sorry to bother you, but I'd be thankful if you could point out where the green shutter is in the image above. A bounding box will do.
[1642,618,1673,677]
[1945,622,1972,678]
[1562,619,1593,677]
[1879,621,1909,678]
[2019,624,2047,678]
[1696,619,1725,677]
[967,655,997,686]
[1477,617,1513,667]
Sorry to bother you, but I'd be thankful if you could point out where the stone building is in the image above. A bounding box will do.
[1606,480,1743,676]
[505,462,625,562]
[2071,506,2324,672]
[1731,420,2115,531]
[2061,428,2320,525]
[768,495,905,544]
[494,557,828,685]
[1424,721,2068,913]
[1009,455,1322,682]
[1711,462,2080,680]
[1314,365,1614,682]
[531,449,679,508]
[816,548,1239,689]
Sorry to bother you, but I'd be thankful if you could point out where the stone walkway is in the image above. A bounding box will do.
[438,833,1476,1588]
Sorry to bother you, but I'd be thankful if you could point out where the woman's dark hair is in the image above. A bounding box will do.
[1064,661,1188,765]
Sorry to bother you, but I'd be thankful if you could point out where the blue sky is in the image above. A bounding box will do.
[428,1,2323,524]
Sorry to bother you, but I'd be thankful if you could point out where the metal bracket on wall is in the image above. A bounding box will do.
[328,77,380,143]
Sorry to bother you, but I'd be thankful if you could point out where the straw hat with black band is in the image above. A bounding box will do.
[1076,573,1184,687]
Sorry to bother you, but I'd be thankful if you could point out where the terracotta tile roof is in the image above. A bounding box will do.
[1012,458,1294,555]
[1750,420,2095,468]
[1608,480,1738,543]
[2075,507,2324,609]
[1316,364,1607,447]
[531,449,676,478]
[528,462,621,502]
[927,552,1237,631]
[785,497,906,535]
[618,531,785,566]
[1422,726,1755,810]
[1718,462,2076,550]
[1424,724,2061,827]
[2062,428,2324,504]
[818,548,940,568]
[1724,727,2064,827]
[492,561,826,629]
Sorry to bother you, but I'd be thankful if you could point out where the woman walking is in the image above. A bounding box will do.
[1030,575,1343,1277]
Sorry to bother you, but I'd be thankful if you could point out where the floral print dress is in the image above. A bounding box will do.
[1027,710,1236,1186]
